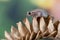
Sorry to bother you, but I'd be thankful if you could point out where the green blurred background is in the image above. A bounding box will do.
[0,0,38,39]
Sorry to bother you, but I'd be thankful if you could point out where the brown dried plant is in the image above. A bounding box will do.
[5,16,60,40]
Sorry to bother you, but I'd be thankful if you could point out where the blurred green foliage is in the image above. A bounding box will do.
[0,0,38,39]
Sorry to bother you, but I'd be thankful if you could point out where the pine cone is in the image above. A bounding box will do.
[4,16,60,40]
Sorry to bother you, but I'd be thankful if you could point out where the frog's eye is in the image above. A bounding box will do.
[28,12,31,15]
[27,11,33,16]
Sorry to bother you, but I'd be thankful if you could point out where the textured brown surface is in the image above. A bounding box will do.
[4,16,60,40]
